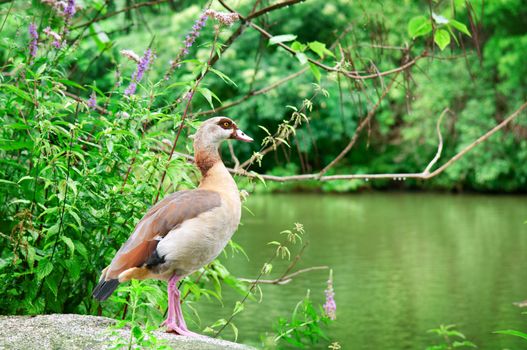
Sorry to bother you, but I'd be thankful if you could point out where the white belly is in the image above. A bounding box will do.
[156,203,239,276]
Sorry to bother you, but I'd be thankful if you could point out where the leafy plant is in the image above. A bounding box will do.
[273,289,333,349]
[426,324,476,350]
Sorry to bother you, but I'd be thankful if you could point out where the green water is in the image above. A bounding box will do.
[196,193,527,349]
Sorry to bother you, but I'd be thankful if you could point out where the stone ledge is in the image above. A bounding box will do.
[0,314,255,350]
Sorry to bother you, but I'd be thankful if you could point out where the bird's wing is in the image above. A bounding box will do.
[105,189,222,279]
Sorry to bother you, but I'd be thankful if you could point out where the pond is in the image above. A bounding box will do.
[196,193,527,349]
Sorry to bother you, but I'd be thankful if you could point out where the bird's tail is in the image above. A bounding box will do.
[92,279,119,301]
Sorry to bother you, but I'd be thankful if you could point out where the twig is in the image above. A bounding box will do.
[238,266,329,285]
[227,140,240,170]
[423,108,451,174]
[317,73,400,177]
[164,101,527,182]
[192,68,308,117]
[73,0,169,29]
[218,0,427,81]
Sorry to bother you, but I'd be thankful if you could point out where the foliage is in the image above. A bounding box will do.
[0,0,526,348]
[107,280,170,350]
[426,325,477,350]
[272,290,332,349]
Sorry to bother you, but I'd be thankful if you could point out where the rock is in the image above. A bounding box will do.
[0,314,254,350]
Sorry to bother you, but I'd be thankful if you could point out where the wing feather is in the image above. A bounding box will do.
[105,189,221,279]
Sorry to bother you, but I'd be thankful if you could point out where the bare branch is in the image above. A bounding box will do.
[423,108,451,174]
[238,266,329,285]
[218,0,427,81]
[73,0,169,29]
[169,101,527,182]
[192,68,308,117]
[317,73,400,177]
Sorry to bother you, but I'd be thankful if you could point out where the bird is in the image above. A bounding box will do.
[92,116,253,336]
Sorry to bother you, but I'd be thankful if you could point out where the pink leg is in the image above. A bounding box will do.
[162,274,200,337]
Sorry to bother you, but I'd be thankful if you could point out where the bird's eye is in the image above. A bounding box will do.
[223,121,230,128]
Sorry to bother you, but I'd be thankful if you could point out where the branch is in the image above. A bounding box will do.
[218,0,427,81]
[167,101,527,182]
[317,73,400,177]
[238,266,329,285]
[192,67,308,117]
[63,91,108,114]
[245,0,307,20]
[73,0,169,29]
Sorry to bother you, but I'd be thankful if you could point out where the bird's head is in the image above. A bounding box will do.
[194,117,253,148]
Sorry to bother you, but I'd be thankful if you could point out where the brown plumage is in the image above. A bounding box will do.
[92,117,253,336]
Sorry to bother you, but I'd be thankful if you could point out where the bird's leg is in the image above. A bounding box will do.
[161,275,178,327]
[163,274,200,337]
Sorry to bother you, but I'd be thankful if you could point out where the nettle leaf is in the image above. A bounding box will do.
[61,236,75,257]
[268,34,297,46]
[36,259,53,280]
[449,19,471,37]
[434,29,451,50]
[65,258,81,281]
[45,276,58,297]
[408,16,432,39]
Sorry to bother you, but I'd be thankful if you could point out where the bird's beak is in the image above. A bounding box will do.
[231,128,253,142]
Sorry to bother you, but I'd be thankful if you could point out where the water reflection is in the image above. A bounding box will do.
[195,193,527,349]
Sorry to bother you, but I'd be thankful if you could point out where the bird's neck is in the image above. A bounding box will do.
[194,142,221,177]
[195,142,241,220]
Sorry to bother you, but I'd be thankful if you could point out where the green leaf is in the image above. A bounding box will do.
[57,79,86,90]
[309,63,321,82]
[307,41,334,58]
[408,16,432,39]
[269,34,297,46]
[449,19,471,37]
[209,68,238,87]
[233,301,244,316]
[291,41,307,52]
[132,325,143,339]
[0,84,33,103]
[296,52,308,65]
[198,87,221,109]
[36,260,53,280]
[494,330,527,340]
[61,236,75,256]
[434,29,451,50]
[0,139,33,151]
[89,23,111,51]
[230,323,239,342]
[65,258,81,281]
[45,276,58,297]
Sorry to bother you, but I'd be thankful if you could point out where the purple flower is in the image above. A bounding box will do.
[87,91,97,109]
[120,49,140,63]
[64,0,76,20]
[28,23,38,62]
[204,9,239,26]
[124,82,137,96]
[124,48,154,96]
[43,26,63,48]
[165,11,209,79]
[323,270,336,320]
